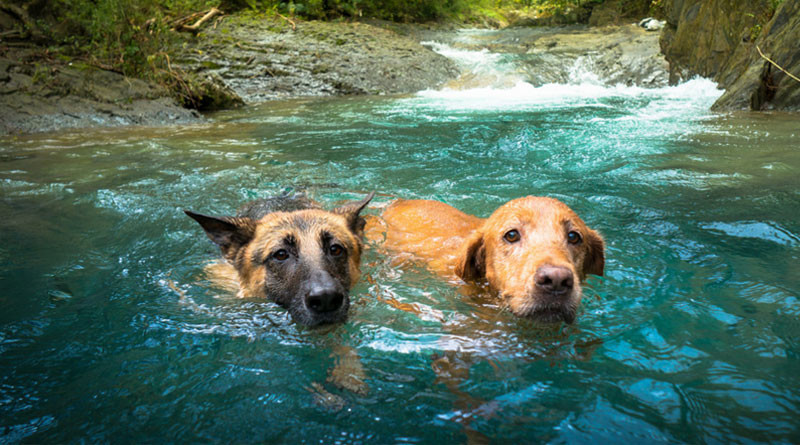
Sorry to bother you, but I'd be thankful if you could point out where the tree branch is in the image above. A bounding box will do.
[176,7,223,34]
[757,45,800,84]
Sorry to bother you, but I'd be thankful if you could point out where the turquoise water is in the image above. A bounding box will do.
[2,50,800,442]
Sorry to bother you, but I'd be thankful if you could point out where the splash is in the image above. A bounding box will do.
[414,42,724,114]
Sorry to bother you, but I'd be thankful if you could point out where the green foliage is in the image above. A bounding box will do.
[771,0,785,10]
[261,0,472,21]
[29,0,669,106]
[51,0,215,77]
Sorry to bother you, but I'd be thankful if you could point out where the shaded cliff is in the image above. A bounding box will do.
[660,0,800,111]
[714,0,800,110]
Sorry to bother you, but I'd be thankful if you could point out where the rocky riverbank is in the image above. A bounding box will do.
[5,2,796,137]
[174,16,459,104]
[410,23,668,88]
[0,15,459,136]
[0,45,201,135]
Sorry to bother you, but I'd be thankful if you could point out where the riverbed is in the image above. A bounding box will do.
[1,31,799,442]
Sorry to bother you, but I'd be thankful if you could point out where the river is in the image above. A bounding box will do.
[1,32,799,442]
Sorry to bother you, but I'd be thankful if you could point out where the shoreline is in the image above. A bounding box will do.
[1,13,796,138]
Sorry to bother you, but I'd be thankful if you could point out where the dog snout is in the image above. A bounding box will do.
[305,277,345,314]
[534,265,574,296]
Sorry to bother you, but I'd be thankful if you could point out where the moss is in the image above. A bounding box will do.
[311,63,331,74]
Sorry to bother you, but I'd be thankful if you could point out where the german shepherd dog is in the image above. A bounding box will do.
[185,192,374,327]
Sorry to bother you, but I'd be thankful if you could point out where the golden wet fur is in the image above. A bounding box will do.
[366,196,605,323]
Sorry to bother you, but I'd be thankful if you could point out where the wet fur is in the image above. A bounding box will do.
[186,193,374,326]
[366,196,604,323]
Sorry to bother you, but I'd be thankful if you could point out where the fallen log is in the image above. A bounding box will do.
[176,8,222,34]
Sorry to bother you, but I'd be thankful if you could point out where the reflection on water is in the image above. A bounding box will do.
[1,48,800,442]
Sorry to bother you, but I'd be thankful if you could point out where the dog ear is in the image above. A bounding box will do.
[454,230,485,282]
[332,191,375,235]
[185,210,256,259]
[582,229,605,277]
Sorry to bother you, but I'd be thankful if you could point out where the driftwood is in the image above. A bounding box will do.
[757,45,800,84]
[172,10,206,27]
[276,12,297,31]
[176,7,222,34]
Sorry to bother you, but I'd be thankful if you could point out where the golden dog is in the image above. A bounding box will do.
[367,196,605,323]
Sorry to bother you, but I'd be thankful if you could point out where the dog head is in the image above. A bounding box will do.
[454,196,604,324]
[185,193,374,327]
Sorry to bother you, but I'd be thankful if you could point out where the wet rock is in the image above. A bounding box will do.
[638,17,665,31]
[184,72,245,111]
[431,25,669,88]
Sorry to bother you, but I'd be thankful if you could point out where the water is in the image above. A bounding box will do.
[2,38,800,444]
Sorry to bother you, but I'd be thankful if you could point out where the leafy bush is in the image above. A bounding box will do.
[45,0,215,76]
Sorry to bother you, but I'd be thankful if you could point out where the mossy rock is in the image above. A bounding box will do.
[184,72,244,111]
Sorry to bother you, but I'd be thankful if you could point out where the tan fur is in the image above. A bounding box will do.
[217,209,363,299]
[187,192,374,327]
[366,196,605,320]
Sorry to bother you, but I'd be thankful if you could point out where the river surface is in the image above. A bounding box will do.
[1,34,799,443]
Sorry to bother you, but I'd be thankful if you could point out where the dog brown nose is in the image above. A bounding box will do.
[306,286,345,313]
[535,266,574,296]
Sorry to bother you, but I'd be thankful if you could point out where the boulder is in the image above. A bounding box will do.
[638,17,665,31]
[659,0,771,83]
[713,0,800,111]
[659,0,800,110]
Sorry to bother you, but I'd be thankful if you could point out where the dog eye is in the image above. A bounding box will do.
[503,230,520,243]
[329,244,344,257]
[272,249,290,261]
[567,231,582,245]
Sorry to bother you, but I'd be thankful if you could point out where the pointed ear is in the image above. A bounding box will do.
[582,228,605,277]
[332,191,375,235]
[184,210,256,259]
[454,230,485,282]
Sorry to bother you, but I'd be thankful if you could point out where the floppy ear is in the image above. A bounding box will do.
[454,230,486,282]
[582,228,605,277]
[184,210,256,259]
[332,191,375,235]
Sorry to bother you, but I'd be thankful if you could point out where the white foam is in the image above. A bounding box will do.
[421,41,507,75]
[413,42,724,114]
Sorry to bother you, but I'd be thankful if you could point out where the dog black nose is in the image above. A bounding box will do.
[305,286,345,313]
[535,266,574,296]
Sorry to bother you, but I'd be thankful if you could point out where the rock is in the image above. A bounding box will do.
[659,0,771,84]
[659,0,800,111]
[713,0,800,111]
[639,17,665,31]
[421,25,669,88]
[184,72,244,111]
[0,48,201,136]
[175,17,459,103]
